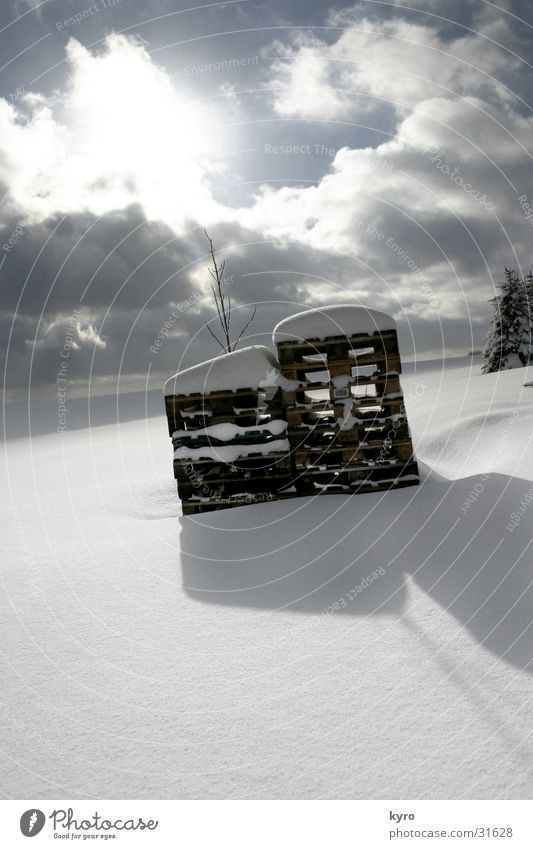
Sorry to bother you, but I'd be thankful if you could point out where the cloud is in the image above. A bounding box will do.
[0,202,493,399]
[32,313,107,351]
[269,35,355,120]
[268,10,525,122]
[2,8,533,399]
[244,94,533,250]
[0,33,229,231]
[1,206,362,396]
[237,8,533,323]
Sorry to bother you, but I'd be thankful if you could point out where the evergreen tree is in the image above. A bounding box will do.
[525,270,533,363]
[482,268,531,373]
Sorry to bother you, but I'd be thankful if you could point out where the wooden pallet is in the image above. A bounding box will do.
[274,324,419,498]
[276,329,399,366]
[166,377,294,512]
[280,353,402,380]
[291,460,420,496]
[177,470,292,501]
[165,385,280,437]
[181,486,298,515]
[291,437,415,463]
[179,463,294,512]
[286,419,411,443]
[173,428,286,451]
[174,449,291,475]
[174,439,292,501]
[279,383,401,419]
[169,321,419,511]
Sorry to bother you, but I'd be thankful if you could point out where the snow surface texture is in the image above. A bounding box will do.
[272,304,396,343]
[164,345,279,396]
[2,359,533,799]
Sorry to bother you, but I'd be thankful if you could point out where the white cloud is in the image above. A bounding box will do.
[0,34,229,231]
[232,91,533,323]
[31,314,107,351]
[270,36,354,120]
[2,15,533,338]
[268,14,523,122]
[231,9,533,321]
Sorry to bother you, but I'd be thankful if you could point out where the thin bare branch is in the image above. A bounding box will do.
[234,306,257,347]
[203,230,255,354]
[211,283,224,324]
[204,321,225,351]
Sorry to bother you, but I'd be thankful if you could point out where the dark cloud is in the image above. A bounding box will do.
[2,200,488,399]
[2,0,532,400]
[0,208,359,394]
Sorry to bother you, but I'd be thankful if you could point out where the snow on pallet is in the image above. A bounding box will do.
[164,344,281,397]
[164,346,293,513]
[272,304,397,343]
[272,305,419,495]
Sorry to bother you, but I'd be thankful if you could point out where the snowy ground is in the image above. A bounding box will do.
[2,358,533,799]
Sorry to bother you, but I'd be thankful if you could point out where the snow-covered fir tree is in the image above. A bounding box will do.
[526,270,533,363]
[482,267,531,373]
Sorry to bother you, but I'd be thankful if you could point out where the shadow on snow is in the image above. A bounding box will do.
[180,463,533,673]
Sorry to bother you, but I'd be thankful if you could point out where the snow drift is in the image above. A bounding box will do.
[1,359,533,799]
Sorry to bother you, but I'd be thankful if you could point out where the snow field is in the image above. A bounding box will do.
[1,360,533,798]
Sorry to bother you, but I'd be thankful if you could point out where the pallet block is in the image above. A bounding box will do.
[291,460,420,496]
[274,322,419,496]
[166,371,292,513]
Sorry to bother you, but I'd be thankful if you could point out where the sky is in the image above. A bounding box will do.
[1,0,533,400]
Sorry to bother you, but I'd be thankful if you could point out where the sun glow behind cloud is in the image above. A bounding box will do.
[0,34,228,229]
[1,11,532,340]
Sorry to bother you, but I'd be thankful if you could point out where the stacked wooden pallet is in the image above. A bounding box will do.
[164,346,292,514]
[272,305,419,495]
